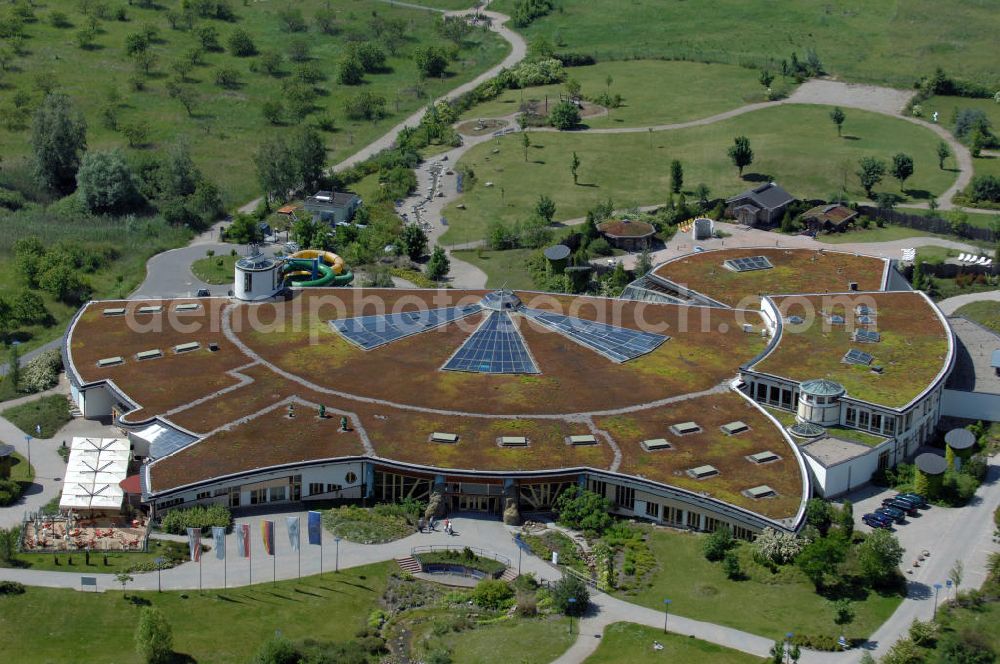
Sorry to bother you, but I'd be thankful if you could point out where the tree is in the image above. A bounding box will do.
[290,126,325,192]
[134,607,173,664]
[400,224,428,260]
[254,136,294,202]
[116,570,134,598]
[535,194,556,223]
[830,107,845,136]
[949,559,963,595]
[121,120,150,148]
[670,160,683,194]
[694,183,711,205]
[727,136,753,176]
[833,598,855,625]
[969,174,1000,203]
[40,263,89,304]
[911,260,927,291]
[31,94,87,193]
[758,69,774,90]
[76,149,140,214]
[338,54,364,85]
[227,28,256,57]
[11,291,48,327]
[796,535,847,590]
[779,209,797,233]
[124,32,150,56]
[936,141,951,169]
[570,151,581,185]
[856,156,886,197]
[636,247,652,276]
[413,45,449,78]
[805,498,832,536]
[426,246,450,281]
[14,237,46,288]
[258,50,284,77]
[261,99,283,125]
[553,485,612,535]
[858,529,904,586]
[6,345,20,390]
[353,42,385,73]
[551,574,589,616]
[565,77,581,99]
[891,153,914,189]
[836,500,854,536]
[703,525,735,561]
[215,66,242,89]
[225,213,264,244]
[549,100,581,130]
[196,25,221,51]
[722,551,742,580]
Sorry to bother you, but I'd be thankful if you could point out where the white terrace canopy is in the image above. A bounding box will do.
[59,437,130,512]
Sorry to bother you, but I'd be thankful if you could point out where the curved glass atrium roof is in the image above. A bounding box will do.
[329,289,670,374]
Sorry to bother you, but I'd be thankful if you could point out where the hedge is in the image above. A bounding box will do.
[159,504,232,535]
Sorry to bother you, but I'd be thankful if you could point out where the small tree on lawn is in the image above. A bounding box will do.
[694,183,710,206]
[936,141,951,169]
[135,606,173,664]
[535,194,556,223]
[426,246,450,281]
[891,153,914,190]
[856,156,886,198]
[722,551,741,580]
[948,559,963,596]
[549,100,581,130]
[779,209,797,233]
[727,136,753,177]
[703,524,735,561]
[400,224,428,260]
[830,106,845,136]
[521,131,530,162]
[858,529,904,587]
[551,574,589,616]
[116,570,134,598]
[669,159,683,194]
[758,69,774,91]
[570,151,581,185]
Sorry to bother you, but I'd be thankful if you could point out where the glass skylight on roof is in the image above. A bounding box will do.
[786,315,804,325]
[442,311,538,374]
[829,314,845,325]
[854,329,881,343]
[857,315,875,325]
[331,305,481,350]
[723,255,774,272]
[843,348,873,365]
[521,308,668,363]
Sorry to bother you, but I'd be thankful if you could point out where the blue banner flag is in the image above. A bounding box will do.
[287,516,300,552]
[307,511,322,546]
[212,526,226,560]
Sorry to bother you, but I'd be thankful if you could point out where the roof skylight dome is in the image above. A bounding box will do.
[480,288,523,311]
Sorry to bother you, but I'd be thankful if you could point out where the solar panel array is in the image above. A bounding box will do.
[843,348,873,365]
[723,255,774,272]
[442,311,538,374]
[522,308,668,363]
[854,329,881,343]
[331,305,481,350]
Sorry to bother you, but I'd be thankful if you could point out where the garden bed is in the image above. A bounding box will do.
[322,502,422,544]
[415,550,507,578]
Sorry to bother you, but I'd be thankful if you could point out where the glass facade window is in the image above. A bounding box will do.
[615,485,635,510]
[884,418,896,435]
[870,413,882,432]
[858,411,870,429]
[845,407,856,426]
[645,501,659,519]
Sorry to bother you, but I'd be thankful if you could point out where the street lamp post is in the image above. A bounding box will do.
[334,536,342,573]
[567,597,577,635]
[518,544,522,575]
[784,632,794,664]
[24,435,31,468]
[933,583,943,618]
[663,599,672,633]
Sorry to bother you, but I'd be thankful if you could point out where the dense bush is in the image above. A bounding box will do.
[511,0,554,28]
[702,525,735,562]
[22,348,62,393]
[159,504,232,535]
[0,580,26,595]
[0,479,23,507]
[789,633,842,651]
[968,175,1000,203]
[470,578,514,610]
[549,100,581,130]
[553,485,612,536]
[551,574,589,616]
[752,527,805,565]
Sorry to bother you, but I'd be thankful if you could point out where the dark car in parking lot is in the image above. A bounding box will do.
[897,493,928,509]
[881,498,919,516]
[862,513,894,529]
[875,506,906,523]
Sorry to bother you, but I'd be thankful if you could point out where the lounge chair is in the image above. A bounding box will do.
[976,256,988,265]
[956,253,968,262]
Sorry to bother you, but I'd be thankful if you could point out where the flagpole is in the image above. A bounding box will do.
[223,534,227,590]
[199,552,203,594]
[320,536,324,578]
[272,546,276,586]
[249,533,253,586]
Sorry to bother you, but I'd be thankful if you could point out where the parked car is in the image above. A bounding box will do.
[875,506,906,524]
[881,498,918,516]
[862,513,893,529]
[196,288,210,297]
[897,493,928,509]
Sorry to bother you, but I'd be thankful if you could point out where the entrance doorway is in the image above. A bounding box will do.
[453,495,499,513]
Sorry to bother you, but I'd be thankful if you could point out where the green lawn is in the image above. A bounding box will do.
[954,301,1000,334]
[8,451,34,483]
[491,0,1000,88]
[191,254,238,284]
[8,539,192,574]
[452,247,539,288]
[424,615,576,664]
[919,96,1000,145]
[585,622,760,664]
[2,394,72,439]
[442,105,956,245]
[459,60,784,128]
[0,0,509,207]
[620,528,902,640]
[0,562,390,664]
[816,224,984,245]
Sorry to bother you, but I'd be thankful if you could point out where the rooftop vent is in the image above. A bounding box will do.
[102,307,126,317]
[849,281,858,291]
[208,342,220,352]
[136,305,163,314]
[499,436,528,447]
[748,450,780,464]
[97,356,124,368]
[843,348,873,366]
[669,422,701,436]
[746,485,776,499]
[854,329,880,343]
[430,432,459,444]
[175,303,201,312]
[174,342,200,354]
[568,434,597,446]
[641,438,672,452]
[721,421,749,435]
[688,465,719,479]
[135,349,162,361]
[723,256,773,273]
[786,316,804,325]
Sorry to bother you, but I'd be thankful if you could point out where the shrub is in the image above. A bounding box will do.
[702,525,735,562]
[227,28,256,57]
[22,349,62,393]
[76,149,141,214]
[589,237,612,256]
[134,606,173,664]
[551,574,589,616]
[159,504,232,535]
[553,484,612,536]
[549,100,581,130]
[907,618,938,647]
[470,578,513,610]
[721,551,741,580]
[968,174,1000,203]
[251,636,298,664]
[789,633,842,652]
[0,188,26,211]
[752,527,805,565]
[0,580,26,595]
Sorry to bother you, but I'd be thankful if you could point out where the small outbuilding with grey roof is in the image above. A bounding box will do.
[725,182,795,227]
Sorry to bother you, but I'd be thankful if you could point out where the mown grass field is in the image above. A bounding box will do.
[954,301,1000,334]
[452,247,538,289]
[442,105,956,244]
[621,528,902,640]
[0,563,391,664]
[416,612,575,664]
[492,0,1000,87]
[0,0,508,207]
[585,622,760,664]
[458,60,786,127]
[191,254,238,284]
[2,394,72,438]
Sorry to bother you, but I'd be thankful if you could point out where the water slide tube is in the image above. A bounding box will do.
[281,250,353,287]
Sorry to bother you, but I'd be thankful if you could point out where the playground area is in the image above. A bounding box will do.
[281,249,353,288]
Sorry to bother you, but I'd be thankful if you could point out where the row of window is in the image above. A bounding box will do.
[845,407,897,435]
[754,383,797,409]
